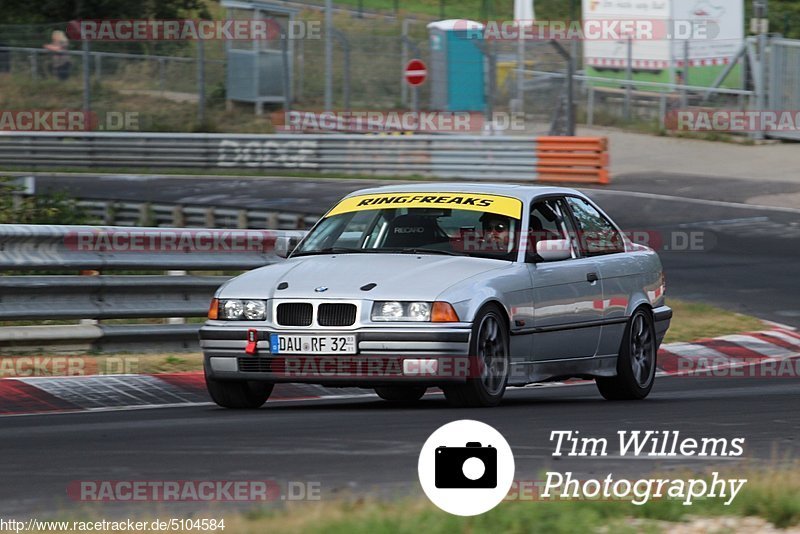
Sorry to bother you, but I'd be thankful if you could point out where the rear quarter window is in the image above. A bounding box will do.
[566,197,625,256]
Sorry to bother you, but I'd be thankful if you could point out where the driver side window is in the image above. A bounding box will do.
[526,199,576,262]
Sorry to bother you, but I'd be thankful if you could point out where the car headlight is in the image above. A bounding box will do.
[407,302,431,321]
[218,299,267,321]
[372,301,431,322]
[244,300,267,321]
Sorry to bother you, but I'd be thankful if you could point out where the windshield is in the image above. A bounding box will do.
[294,193,523,260]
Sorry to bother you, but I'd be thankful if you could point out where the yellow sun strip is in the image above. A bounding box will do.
[325,193,523,219]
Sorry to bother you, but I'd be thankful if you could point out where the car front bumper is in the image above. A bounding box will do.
[200,324,474,386]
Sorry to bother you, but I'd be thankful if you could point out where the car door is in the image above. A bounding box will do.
[564,195,630,358]
[526,197,603,361]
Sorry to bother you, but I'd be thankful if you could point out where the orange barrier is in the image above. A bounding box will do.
[535,136,610,185]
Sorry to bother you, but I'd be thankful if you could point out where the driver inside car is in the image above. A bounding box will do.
[479,214,511,252]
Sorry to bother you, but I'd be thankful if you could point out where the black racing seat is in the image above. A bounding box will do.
[382,214,449,249]
[528,215,561,251]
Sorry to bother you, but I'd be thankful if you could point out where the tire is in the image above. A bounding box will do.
[374,386,427,402]
[596,307,657,401]
[205,367,273,409]
[443,304,510,407]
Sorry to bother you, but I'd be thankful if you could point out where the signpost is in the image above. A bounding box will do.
[404,59,427,113]
[404,59,428,86]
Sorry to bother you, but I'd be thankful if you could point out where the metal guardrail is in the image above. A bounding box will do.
[0,275,228,320]
[75,200,319,229]
[0,323,203,353]
[0,132,540,180]
[0,224,305,270]
[0,224,308,352]
[535,137,609,184]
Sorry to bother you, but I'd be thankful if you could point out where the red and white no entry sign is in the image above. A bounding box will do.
[404,59,428,86]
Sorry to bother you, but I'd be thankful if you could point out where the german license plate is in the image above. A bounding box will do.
[269,334,356,355]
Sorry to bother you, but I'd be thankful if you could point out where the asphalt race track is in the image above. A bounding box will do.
[589,187,800,327]
[1,371,799,516]
[3,172,796,517]
[38,173,800,326]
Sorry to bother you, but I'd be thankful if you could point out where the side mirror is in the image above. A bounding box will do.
[536,239,572,262]
[274,236,302,258]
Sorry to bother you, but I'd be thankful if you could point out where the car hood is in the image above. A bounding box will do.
[218,253,508,301]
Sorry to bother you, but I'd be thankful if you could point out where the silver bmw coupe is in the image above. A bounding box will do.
[201,183,671,408]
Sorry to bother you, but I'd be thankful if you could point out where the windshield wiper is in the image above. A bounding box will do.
[293,247,464,257]
[292,247,367,257]
[390,247,464,256]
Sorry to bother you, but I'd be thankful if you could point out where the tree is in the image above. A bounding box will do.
[764,1,800,38]
[0,178,96,225]
[0,0,210,25]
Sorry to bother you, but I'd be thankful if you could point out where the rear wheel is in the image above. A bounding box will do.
[205,366,273,409]
[443,304,510,407]
[374,386,427,402]
[596,307,656,400]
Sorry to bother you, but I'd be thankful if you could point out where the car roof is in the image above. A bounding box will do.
[343,182,584,204]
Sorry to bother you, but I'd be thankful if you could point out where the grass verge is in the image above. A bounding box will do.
[0,352,202,376]
[198,464,800,533]
[325,0,571,20]
[46,463,800,533]
[662,299,766,345]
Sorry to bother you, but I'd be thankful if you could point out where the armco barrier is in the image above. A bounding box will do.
[0,275,228,320]
[75,200,319,230]
[0,132,610,184]
[535,137,610,184]
[0,224,305,270]
[0,324,202,353]
[0,224,308,353]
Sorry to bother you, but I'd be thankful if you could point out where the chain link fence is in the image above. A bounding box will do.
[0,17,778,137]
[0,17,434,132]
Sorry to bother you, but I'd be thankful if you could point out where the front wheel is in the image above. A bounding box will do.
[443,305,510,407]
[205,367,273,409]
[374,386,427,402]
[596,307,657,400]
